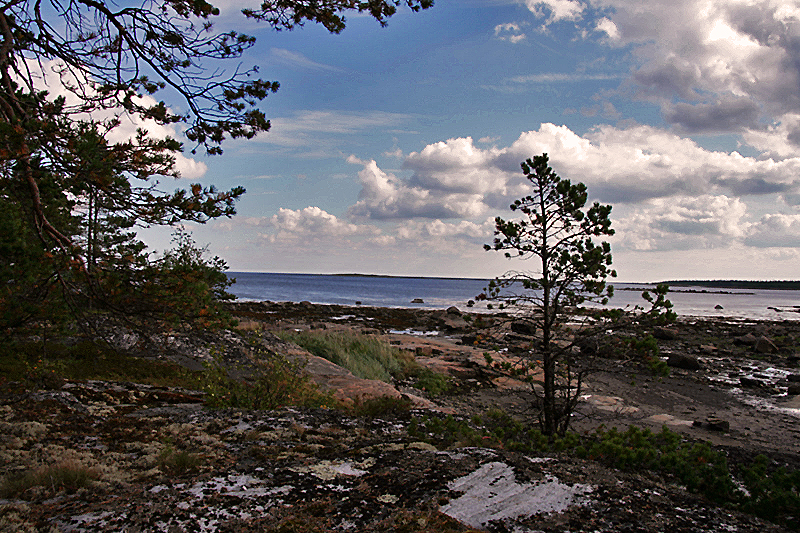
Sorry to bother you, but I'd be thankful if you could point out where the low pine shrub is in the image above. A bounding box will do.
[410,414,798,530]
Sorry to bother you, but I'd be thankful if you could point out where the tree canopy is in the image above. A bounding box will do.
[0,0,433,335]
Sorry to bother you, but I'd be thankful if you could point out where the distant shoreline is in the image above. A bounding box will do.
[229,272,490,282]
[661,280,800,291]
[616,287,755,295]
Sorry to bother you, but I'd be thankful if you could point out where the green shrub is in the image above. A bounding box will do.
[409,414,493,448]
[647,356,670,377]
[740,454,800,526]
[626,334,659,358]
[196,349,334,410]
[409,367,453,396]
[349,395,414,418]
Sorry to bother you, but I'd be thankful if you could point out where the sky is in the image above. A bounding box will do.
[137,0,800,282]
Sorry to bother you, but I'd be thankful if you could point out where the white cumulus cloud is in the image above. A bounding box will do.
[525,0,800,135]
[526,0,585,23]
[267,206,379,243]
[745,214,800,248]
[613,195,749,251]
[347,157,487,220]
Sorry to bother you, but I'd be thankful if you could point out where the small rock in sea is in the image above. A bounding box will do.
[355,301,362,305]
[446,306,462,316]
[667,354,701,371]
[715,304,724,310]
[411,298,424,304]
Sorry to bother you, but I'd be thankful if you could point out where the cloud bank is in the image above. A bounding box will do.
[216,0,800,279]
[243,119,800,278]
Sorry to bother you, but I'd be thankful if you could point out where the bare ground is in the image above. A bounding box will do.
[1,301,799,532]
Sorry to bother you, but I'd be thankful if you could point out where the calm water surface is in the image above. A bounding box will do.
[227,272,800,321]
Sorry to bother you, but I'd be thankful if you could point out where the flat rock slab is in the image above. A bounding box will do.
[441,461,592,529]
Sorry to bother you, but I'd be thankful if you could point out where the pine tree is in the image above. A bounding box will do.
[482,153,616,436]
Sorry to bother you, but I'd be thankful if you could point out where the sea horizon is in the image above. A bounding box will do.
[225,272,800,321]
[228,271,800,288]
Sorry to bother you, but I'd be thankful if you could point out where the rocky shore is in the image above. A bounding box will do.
[1,301,799,532]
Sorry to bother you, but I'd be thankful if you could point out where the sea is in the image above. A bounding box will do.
[227,272,800,322]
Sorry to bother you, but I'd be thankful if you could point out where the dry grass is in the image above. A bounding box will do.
[0,460,98,498]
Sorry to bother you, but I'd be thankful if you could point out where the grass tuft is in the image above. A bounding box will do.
[0,461,97,498]
[279,329,454,395]
[279,330,414,382]
[157,446,201,474]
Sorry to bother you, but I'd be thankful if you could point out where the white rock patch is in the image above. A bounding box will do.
[440,462,592,529]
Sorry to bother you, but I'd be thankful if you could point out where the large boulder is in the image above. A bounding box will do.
[510,321,537,336]
[667,353,702,371]
[754,336,779,354]
[653,326,680,340]
[734,333,758,346]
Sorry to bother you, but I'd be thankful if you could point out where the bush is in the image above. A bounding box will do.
[196,349,334,410]
[349,395,414,419]
[740,454,800,526]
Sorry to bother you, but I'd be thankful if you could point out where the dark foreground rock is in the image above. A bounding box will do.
[0,382,790,533]
[3,302,800,531]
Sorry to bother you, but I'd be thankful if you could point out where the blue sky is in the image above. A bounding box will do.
[138,0,800,282]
